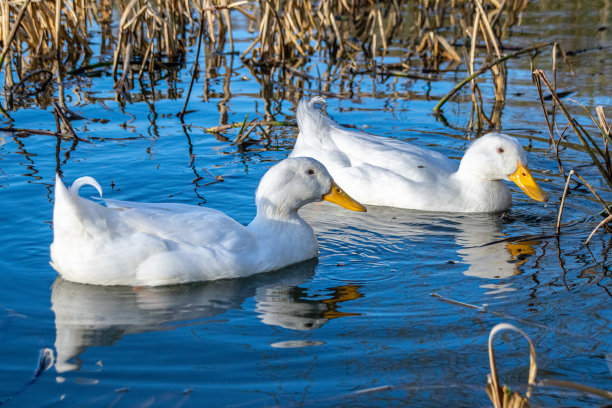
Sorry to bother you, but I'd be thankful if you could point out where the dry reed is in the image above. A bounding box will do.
[486,323,612,407]
[348,315,612,405]
[533,69,612,241]
[0,0,531,121]
[486,323,536,408]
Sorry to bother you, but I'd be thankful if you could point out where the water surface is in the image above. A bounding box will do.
[1,2,611,407]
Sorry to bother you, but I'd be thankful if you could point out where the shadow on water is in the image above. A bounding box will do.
[50,258,363,373]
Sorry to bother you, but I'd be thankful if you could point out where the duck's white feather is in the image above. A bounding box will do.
[290,97,545,213]
[50,157,356,286]
[294,97,456,179]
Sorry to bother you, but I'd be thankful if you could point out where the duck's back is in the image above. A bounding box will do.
[290,97,458,204]
[50,176,260,286]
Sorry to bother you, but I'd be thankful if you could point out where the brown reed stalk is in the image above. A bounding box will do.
[474,0,505,106]
[553,154,611,242]
[486,323,612,407]
[0,126,61,137]
[179,9,206,120]
[185,120,296,133]
[556,169,575,235]
[53,101,77,139]
[434,42,554,114]
[585,213,612,244]
[486,323,537,408]
[533,70,612,191]
[538,379,612,400]
[0,0,31,70]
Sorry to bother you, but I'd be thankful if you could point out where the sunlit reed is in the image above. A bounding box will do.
[0,0,530,116]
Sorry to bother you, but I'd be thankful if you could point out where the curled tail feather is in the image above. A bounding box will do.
[296,97,341,135]
[293,97,343,158]
[67,176,103,198]
[52,175,105,236]
[51,175,106,274]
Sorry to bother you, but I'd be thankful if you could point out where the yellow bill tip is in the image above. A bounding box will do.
[508,162,548,203]
[322,181,367,212]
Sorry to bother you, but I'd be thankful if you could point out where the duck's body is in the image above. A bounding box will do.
[50,157,365,286]
[290,97,547,213]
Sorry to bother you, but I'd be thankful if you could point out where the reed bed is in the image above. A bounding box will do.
[238,0,534,130]
[0,1,531,117]
[0,0,536,150]
[0,2,609,211]
[1,1,609,209]
[532,68,612,241]
[1,1,610,229]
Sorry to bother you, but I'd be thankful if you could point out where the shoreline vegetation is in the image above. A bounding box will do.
[0,0,552,128]
[0,1,611,405]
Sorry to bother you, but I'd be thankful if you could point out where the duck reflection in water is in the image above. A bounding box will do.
[50,259,362,373]
[300,204,540,295]
[453,214,539,294]
[256,284,362,330]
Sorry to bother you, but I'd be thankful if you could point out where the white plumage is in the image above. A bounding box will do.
[50,157,365,286]
[290,97,548,212]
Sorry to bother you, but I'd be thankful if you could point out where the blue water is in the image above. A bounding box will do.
[1,3,611,407]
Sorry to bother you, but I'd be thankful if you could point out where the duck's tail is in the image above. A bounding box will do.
[52,175,104,239]
[51,175,116,280]
[296,96,339,133]
[65,176,103,198]
[293,97,340,155]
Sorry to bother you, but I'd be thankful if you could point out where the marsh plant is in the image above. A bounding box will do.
[1,0,530,116]
[533,69,612,240]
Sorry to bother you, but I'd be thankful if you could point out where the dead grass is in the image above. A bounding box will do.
[0,1,609,205]
[0,0,530,117]
[486,323,612,408]
[533,69,612,241]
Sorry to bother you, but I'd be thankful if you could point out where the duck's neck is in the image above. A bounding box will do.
[451,172,512,212]
[247,206,319,268]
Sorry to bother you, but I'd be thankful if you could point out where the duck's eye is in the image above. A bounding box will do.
[306,169,315,175]
[497,147,505,154]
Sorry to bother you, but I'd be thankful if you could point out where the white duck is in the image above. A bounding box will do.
[289,97,548,213]
[50,157,365,286]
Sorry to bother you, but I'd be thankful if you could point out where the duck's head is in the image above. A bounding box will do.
[255,157,366,216]
[458,133,548,202]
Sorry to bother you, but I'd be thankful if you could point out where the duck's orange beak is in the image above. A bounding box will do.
[508,162,548,203]
[323,180,367,212]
